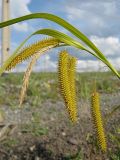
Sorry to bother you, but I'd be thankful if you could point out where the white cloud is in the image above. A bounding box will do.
[77,60,105,72]
[90,36,120,57]
[0,0,32,32]
[10,0,32,32]
[64,0,120,37]
[66,6,104,28]
[35,55,57,72]
[65,2,105,33]
[109,58,120,70]
[77,58,120,72]
[10,0,31,18]
[13,22,29,32]
[76,35,120,72]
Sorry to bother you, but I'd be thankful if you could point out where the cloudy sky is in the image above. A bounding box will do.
[0,0,120,72]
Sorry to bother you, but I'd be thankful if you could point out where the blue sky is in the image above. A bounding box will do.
[0,0,120,72]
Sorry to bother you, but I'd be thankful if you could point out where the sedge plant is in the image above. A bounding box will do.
[91,90,107,152]
[0,13,120,153]
[58,51,77,122]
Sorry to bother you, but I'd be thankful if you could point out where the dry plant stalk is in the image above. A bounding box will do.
[58,51,77,122]
[6,38,60,71]
[19,45,56,106]
[91,91,107,152]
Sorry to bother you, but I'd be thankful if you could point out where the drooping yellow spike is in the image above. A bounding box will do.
[68,56,77,122]
[58,51,77,122]
[6,38,60,71]
[91,92,107,152]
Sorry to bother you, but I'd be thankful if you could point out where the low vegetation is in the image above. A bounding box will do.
[0,72,119,159]
[0,71,119,108]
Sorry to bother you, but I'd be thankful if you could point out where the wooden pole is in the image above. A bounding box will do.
[1,0,10,66]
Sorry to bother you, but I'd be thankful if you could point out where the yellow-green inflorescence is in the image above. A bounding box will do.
[68,56,77,122]
[91,91,107,152]
[58,50,77,123]
[6,38,60,71]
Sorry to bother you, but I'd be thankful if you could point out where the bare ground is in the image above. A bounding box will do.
[0,92,120,160]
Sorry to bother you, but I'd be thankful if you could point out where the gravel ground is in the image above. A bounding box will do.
[0,92,120,160]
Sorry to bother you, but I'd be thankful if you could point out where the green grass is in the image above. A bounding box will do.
[0,71,119,108]
[21,123,48,136]
[2,137,19,148]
